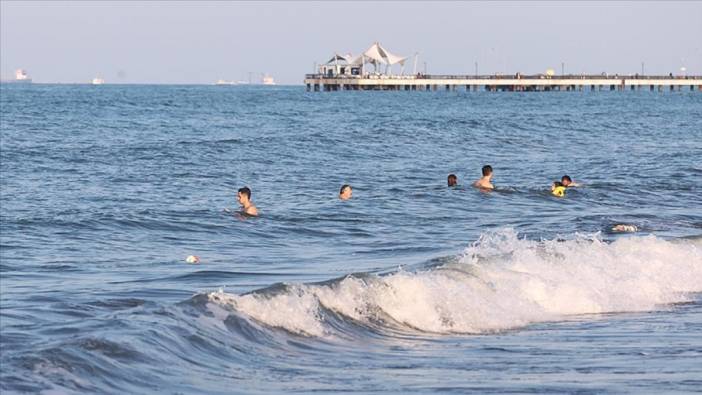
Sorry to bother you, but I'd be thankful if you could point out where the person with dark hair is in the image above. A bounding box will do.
[339,184,352,200]
[237,186,258,216]
[447,174,458,187]
[473,165,494,190]
[561,175,579,187]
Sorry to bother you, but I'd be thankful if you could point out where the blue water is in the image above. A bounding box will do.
[1,84,701,394]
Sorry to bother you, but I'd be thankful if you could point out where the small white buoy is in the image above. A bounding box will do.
[186,255,200,264]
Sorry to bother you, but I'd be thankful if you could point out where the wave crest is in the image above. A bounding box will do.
[208,230,702,336]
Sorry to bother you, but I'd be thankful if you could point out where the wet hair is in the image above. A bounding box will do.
[561,175,572,184]
[339,184,351,195]
[238,187,251,200]
[447,174,457,186]
[482,165,493,176]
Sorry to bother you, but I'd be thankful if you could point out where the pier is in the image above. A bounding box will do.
[305,74,702,92]
[307,42,701,93]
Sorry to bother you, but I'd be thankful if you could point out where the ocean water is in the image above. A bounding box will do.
[1,84,701,394]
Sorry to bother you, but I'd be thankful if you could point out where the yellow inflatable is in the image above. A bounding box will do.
[551,185,566,197]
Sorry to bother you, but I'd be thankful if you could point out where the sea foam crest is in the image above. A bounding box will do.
[208,230,702,336]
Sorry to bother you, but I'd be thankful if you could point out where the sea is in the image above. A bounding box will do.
[1,84,701,394]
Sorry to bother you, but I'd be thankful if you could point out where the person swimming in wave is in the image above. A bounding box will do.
[447,174,458,187]
[237,186,258,216]
[561,175,580,187]
[551,181,566,197]
[612,224,638,232]
[473,165,494,190]
[339,184,352,200]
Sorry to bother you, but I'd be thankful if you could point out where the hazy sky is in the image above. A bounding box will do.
[2,1,700,84]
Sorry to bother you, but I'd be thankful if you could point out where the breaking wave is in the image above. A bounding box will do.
[207,230,702,337]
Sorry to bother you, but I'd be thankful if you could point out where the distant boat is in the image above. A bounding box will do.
[215,79,236,85]
[262,75,276,85]
[92,77,105,85]
[1,69,33,84]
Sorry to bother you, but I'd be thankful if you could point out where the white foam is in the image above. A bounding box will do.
[208,230,702,336]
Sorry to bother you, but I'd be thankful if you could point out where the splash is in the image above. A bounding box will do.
[208,230,702,336]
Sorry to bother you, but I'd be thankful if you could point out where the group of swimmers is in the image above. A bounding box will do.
[449,165,578,196]
[234,165,578,217]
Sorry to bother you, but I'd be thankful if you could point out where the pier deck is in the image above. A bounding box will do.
[304,74,702,92]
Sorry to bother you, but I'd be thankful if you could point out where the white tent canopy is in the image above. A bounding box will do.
[347,54,364,66]
[362,42,407,66]
[321,42,410,76]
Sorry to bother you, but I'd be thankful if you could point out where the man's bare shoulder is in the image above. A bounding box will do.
[244,205,259,216]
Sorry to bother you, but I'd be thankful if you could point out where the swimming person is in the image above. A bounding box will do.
[339,184,352,200]
[561,175,580,187]
[551,181,566,197]
[473,165,494,190]
[612,224,638,232]
[447,174,458,187]
[237,187,258,216]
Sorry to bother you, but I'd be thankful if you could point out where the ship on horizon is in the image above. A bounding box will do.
[262,74,276,85]
[1,69,33,84]
[215,79,237,85]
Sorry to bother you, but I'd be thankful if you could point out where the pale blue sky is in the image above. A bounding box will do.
[2,1,700,84]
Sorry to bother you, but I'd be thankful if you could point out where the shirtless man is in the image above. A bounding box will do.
[473,165,494,190]
[237,187,258,216]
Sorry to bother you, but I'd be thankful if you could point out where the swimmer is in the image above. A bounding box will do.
[339,184,352,200]
[551,181,566,197]
[612,224,638,232]
[447,174,458,187]
[237,186,258,216]
[561,175,580,187]
[185,255,200,264]
[473,165,494,190]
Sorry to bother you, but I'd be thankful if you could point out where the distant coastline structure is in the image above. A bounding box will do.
[305,42,702,92]
[214,73,276,86]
